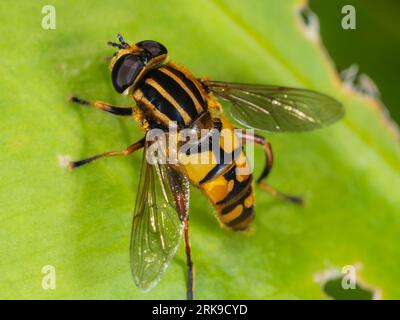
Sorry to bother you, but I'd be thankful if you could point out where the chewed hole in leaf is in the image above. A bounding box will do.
[314,266,380,300]
[297,5,320,42]
[340,64,381,98]
[322,276,376,300]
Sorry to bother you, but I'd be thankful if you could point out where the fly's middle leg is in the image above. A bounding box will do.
[237,130,303,205]
[67,137,145,170]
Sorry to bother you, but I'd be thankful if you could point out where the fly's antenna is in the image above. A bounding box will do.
[117,34,129,48]
[107,34,129,49]
[107,41,123,49]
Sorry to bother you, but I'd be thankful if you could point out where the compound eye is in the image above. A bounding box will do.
[136,40,167,57]
[112,54,144,93]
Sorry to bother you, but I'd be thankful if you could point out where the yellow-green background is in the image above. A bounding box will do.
[0,0,399,299]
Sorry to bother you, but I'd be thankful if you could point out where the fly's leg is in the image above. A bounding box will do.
[69,96,133,116]
[184,218,194,300]
[67,138,145,170]
[258,183,303,205]
[237,130,303,205]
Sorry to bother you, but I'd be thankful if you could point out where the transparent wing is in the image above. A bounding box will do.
[204,80,344,132]
[130,141,190,291]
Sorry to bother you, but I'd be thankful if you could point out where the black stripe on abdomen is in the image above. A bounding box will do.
[220,186,254,229]
[226,206,254,229]
[147,69,199,119]
[198,146,241,185]
[220,186,252,216]
[140,82,185,126]
[216,176,252,205]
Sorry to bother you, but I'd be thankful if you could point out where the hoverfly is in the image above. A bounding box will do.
[68,34,344,299]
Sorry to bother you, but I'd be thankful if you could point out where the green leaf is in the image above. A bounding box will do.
[1,0,399,299]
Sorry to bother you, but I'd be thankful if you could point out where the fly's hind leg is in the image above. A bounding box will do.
[69,96,133,116]
[258,182,303,205]
[67,137,145,170]
[237,130,303,205]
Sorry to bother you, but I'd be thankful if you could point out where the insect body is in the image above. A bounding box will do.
[177,114,256,231]
[68,35,344,299]
[113,43,256,232]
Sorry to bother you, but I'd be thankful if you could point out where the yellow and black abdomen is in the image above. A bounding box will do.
[179,116,255,231]
[132,63,207,128]
[202,156,254,231]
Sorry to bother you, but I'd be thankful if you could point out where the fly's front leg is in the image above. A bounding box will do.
[183,218,194,300]
[67,137,145,170]
[69,96,133,116]
[237,130,303,205]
